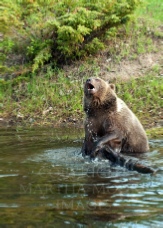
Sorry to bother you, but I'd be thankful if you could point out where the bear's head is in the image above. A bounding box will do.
[84,78,117,110]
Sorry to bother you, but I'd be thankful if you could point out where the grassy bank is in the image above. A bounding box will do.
[0,0,163,133]
[1,66,162,129]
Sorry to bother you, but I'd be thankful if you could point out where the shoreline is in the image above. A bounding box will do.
[0,117,163,139]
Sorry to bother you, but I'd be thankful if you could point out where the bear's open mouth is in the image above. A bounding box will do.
[87,83,95,90]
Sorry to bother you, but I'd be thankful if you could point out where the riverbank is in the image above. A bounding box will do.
[0,43,162,130]
[0,0,163,138]
[0,71,162,131]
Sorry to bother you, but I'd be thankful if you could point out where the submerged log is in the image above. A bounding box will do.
[96,146,156,174]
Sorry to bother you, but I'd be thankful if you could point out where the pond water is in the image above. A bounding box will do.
[0,127,163,227]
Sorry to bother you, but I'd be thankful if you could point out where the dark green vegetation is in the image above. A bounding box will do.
[0,0,163,129]
[1,0,141,71]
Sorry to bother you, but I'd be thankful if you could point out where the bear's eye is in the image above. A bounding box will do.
[95,78,100,82]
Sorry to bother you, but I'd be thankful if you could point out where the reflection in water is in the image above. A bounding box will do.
[0,127,162,227]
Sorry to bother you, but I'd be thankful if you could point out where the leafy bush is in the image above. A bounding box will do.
[1,0,141,72]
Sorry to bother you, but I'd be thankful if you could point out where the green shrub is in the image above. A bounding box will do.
[1,0,141,72]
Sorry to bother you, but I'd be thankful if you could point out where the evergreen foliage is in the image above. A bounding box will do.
[1,0,141,72]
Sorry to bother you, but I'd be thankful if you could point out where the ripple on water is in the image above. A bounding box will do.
[0,128,162,227]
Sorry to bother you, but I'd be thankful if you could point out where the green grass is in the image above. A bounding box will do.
[0,70,83,123]
[146,127,163,138]
[0,0,162,127]
[136,0,163,22]
[98,0,163,65]
[116,75,163,126]
[1,66,162,127]
[0,64,100,124]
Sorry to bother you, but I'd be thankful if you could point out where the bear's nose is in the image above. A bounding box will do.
[86,78,91,83]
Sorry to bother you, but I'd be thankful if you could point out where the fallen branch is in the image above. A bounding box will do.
[99,146,156,174]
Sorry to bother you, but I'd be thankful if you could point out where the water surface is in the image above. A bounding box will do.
[0,127,163,227]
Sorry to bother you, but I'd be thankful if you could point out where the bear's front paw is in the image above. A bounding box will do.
[90,146,101,159]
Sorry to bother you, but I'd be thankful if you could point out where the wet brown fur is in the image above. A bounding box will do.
[82,78,149,156]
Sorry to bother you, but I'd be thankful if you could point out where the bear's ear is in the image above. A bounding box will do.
[110,84,115,91]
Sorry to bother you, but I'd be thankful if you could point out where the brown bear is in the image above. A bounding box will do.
[81,77,149,157]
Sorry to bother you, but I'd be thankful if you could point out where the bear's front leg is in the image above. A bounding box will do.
[90,132,118,159]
